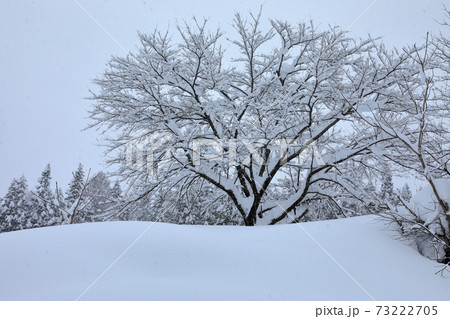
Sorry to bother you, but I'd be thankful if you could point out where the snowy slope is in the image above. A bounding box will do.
[0,215,448,301]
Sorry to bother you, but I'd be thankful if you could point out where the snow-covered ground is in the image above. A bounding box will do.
[0,215,448,300]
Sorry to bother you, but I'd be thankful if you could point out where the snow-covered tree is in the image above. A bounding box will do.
[129,178,241,225]
[54,184,66,223]
[89,12,415,226]
[0,197,6,232]
[33,167,118,225]
[361,25,450,262]
[109,180,129,221]
[110,180,123,202]
[81,171,113,222]
[32,164,60,227]
[65,163,85,208]
[379,165,394,202]
[400,183,412,203]
[0,176,33,232]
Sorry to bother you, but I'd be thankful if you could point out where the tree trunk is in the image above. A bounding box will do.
[244,216,256,226]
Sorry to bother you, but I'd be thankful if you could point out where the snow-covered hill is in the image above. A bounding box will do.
[0,215,448,300]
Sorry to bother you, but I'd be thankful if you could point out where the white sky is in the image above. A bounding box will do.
[0,0,448,195]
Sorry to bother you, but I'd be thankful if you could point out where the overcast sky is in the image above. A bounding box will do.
[0,0,448,195]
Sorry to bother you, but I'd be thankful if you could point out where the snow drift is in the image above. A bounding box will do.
[0,215,448,300]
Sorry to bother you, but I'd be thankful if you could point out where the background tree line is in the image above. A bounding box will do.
[0,164,123,233]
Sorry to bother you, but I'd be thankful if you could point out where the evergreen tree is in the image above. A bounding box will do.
[54,184,66,223]
[65,163,85,208]
[0,196,6,232]
[400,183,412,203]
[380,166,394,201]
[83,171,111,222]
[110,180,122,202]
[0,176,33,232]
[110,180,125,220]
[33,164,59,227]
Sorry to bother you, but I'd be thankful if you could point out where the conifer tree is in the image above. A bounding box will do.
[0,176,32,232]
[33,164,59,227]
[0,196,6,232]
[83,171,111,222]
[380,166,394,201]
[65,163,85,208]
[54,184,66,223]
[111,180,123,202]
[400,183,412,203]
